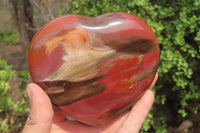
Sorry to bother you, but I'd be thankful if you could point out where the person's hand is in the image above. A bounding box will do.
[22,73,157,133]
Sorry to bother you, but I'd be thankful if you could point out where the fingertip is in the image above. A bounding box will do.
[23,83,54,133]
[26,83,38,99]
[27,83,40,90]
[26,83,50,103]
[26,82,54,120]
[145,90,155,100]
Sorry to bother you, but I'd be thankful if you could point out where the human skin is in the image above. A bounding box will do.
[22,73,157,133]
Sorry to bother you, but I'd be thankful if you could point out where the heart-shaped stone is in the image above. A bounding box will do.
[28,12,160,126]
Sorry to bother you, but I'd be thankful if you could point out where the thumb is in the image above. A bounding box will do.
[22,83,54,133]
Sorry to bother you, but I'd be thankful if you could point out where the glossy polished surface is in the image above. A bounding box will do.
[28,12,160,126]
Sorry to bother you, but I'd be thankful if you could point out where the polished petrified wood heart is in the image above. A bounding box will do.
[28,12,160,126]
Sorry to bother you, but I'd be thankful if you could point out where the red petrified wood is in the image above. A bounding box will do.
[28,12,160,126]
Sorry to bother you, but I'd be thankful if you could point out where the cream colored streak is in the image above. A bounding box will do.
[46,28,116,81]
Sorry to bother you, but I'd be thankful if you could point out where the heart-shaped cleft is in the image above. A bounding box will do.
[28,12,160,126]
